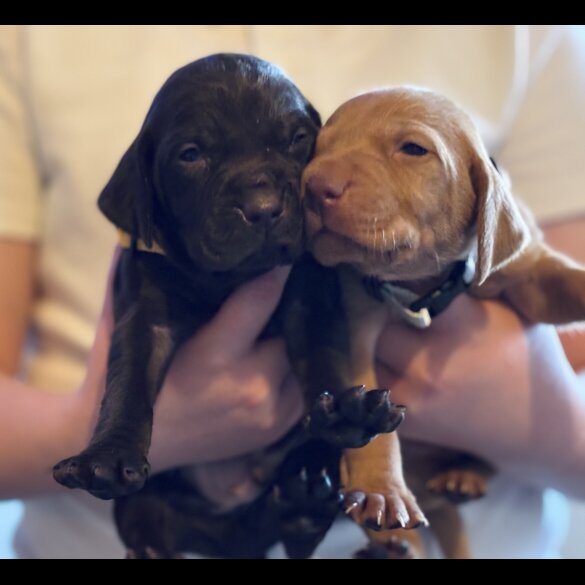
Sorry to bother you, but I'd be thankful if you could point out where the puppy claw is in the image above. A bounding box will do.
[343,486,424,531]
[376,509,384,528]
[344,501,360,514]
[397,511,408,529]
[311,470,334,500]
[364,517,384,532]
[411,514,430,528]
[53,447,150,500]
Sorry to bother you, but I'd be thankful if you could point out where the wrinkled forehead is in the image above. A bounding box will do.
[322,89,467,148]
[145,66,311,141]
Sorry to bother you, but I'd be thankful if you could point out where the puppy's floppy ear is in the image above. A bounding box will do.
[471,149,531,286]
[98,131,156,247]
[306,102,322,128]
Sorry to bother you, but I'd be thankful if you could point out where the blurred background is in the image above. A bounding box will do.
[3,498,585,558]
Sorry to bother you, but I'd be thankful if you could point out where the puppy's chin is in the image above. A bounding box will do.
[233,242,302,273]
[310,229,400,269]
[193,238,301,274]
[310,229,368,267]
[310,229,432,280]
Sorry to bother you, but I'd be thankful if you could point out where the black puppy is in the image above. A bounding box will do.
[52,54,405,558]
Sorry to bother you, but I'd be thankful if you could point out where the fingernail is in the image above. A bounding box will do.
[344,501,359,514]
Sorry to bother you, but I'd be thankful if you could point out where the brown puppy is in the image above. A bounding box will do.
[302,87,585,558]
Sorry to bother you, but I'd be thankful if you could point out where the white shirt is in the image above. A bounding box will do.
[0,25,583,559]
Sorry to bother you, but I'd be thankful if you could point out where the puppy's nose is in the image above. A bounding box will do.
[240,192,284,227]
[305,172,347,209]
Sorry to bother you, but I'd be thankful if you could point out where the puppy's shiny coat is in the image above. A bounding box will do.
[52,55,413,559]
[303,87,585,558]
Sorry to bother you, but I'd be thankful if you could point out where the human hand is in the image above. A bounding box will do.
[375,294,585,494]
[75,249,304,477]
[150,264,305,472]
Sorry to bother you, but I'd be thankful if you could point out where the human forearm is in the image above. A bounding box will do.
[543,216,585,372]
[500,374,585,499]
[0,374,94,498]
[376,296,585,500]
[481,343,585,499]
[0,238,89,497]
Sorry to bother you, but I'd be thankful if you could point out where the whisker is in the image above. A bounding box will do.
[406,231,415,250]
[433,251,441,273]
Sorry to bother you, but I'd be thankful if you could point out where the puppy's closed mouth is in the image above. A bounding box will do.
[311,227,409,261]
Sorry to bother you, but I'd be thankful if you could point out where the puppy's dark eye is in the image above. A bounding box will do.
[290,128,309,147]
[179,145,203,163]
[400,142,428,156]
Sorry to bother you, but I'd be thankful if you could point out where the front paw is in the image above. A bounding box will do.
[342,485,428,531]
[53,446,150,500]
[271,466,343,528]
[271,466,343,559]
[305,386,405,448]
[426,469,488,504]
[354,536,420,560]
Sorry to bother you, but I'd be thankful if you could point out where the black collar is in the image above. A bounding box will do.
[362,256,476,328]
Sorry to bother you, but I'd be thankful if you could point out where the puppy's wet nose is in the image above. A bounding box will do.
[240,192,284,227]
[305,173,347,208]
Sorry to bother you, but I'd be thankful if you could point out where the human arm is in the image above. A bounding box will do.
[0,242,303,499]
[375,216,585,498]
[543,215,585,371]
[0,26,304,500]
[374,26,585,499]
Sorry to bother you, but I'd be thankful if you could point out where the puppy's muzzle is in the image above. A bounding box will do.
[235,173,289,229]
[304,171,348,215]
[237,188,284,228]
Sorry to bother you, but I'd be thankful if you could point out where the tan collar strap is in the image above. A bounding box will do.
[117,229,165,255]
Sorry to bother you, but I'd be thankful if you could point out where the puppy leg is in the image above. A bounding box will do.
[53,305,177,499]
[332,277,426,531]
[270,440,343,559]
[115,491,180,559]
[283,257,405,449]
[53,252,207,498]
[499,245,585,325]
[281,256,352,401]
[116,479,277,559]
[426,504,472,559]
